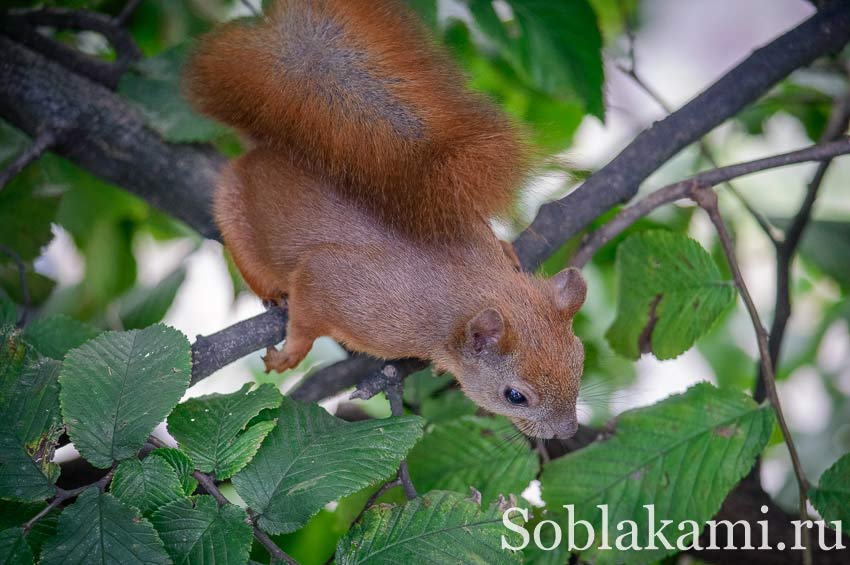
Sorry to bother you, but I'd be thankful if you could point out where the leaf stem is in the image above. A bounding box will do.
[692,186,812,565]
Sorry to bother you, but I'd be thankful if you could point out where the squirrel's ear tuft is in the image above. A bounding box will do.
[468,308,504,354]
[551,267,587,316]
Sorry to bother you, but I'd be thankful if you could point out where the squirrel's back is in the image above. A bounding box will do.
[184,0,530,239]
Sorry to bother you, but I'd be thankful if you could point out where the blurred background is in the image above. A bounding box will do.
[2,0,848,520]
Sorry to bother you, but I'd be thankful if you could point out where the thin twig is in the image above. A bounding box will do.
[692,186,812,565]
[755,94,850,403]
[384,376,418,500]
[0,244,31,327]
[114,0,144,26]
[0,130,56,190]
[239,0,262,17]
[571,136,850,268]
[192,469,298,564]
[350,477,402,527]
[23,465,115,533]
[614,13,780,243]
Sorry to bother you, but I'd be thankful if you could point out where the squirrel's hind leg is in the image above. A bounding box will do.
[262,286,321,373]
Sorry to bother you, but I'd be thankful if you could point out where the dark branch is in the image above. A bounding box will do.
[0,36,222,239]
[0,129,56,190]
[289,354,386,403]
[571,137,850,267]
[191,306,287,385]
[514,2,850,270]
[755,94,850,403]
[1,7,141,88]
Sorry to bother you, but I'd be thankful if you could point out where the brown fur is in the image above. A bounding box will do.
[184,0,529,240]
[192,1,587,438]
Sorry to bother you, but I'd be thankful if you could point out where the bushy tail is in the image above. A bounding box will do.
[184,0,530,239]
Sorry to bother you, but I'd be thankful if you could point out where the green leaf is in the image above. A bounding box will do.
[0,297,15,326]
[809,452,850,535]
[419,389,478,423]
[150,496,253,565]
[0,434,55,501]
[80,219,137,309]
[469,0,605,119]
[41,488,170,565]
[0,162,60,264]
[232,396,424,534]
[540,383,774,563]
[118,267,187,330]
[1,352,61,448]
[0,500,59,558]
[23,315,101,360]
[0,527,33,565]
[60,324,191,468]
[0,330,61,501]
[408,416,538,505]
[149,447,198,496]
[606,230,736,359]
[168,383,282,480]
[793,219,850,290]
[119,44,227,143]
[111,457,186,516]
[337,490,521,564]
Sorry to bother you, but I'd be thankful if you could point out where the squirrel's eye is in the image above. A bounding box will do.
[504,388,527,405]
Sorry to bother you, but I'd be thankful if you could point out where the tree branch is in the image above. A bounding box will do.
[571,137,850,267]
[694,186,813,565]
[513,2,850,270]
[754,93,850,403]
[0,129,57,190]
[0,36,222,239]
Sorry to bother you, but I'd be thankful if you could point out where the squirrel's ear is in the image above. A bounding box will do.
[468,308,505,354]
[551,267,587,316]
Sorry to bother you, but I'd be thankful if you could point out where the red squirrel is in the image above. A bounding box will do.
[185,0,587,439]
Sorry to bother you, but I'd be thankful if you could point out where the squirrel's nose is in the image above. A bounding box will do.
[552,417,579,439]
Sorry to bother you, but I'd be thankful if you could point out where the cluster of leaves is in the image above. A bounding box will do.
[4,285,845,564]
[2,0,850,563]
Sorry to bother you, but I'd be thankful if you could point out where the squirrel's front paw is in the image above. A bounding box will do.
[262,341,309,373]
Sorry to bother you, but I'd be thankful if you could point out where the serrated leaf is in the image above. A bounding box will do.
[149,448,198,496]
[150,495,253,565]
[0,434,55,501]
[0,500,59,558]
[232,396,424,534]
[1,352,61,448]
[0,527,32,565]
[41,488,170,565]
[540,383,774,563]
[469,0,605,119]
[809,452,850,535]
[0,330,61,501]
[111,457,186,516]
[606,230,736,360]
[337,490,520,564]
[60,324,191,468]
[119,44,227,143]
[408,416,538,505]
[23,316,101,360]
[118,267,187,330]
[168,383,282,480]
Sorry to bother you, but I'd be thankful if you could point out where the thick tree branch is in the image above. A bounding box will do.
[513,2,850,270]
[0,36,222,239]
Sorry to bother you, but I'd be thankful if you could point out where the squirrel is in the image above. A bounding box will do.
[185,0,587,439]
